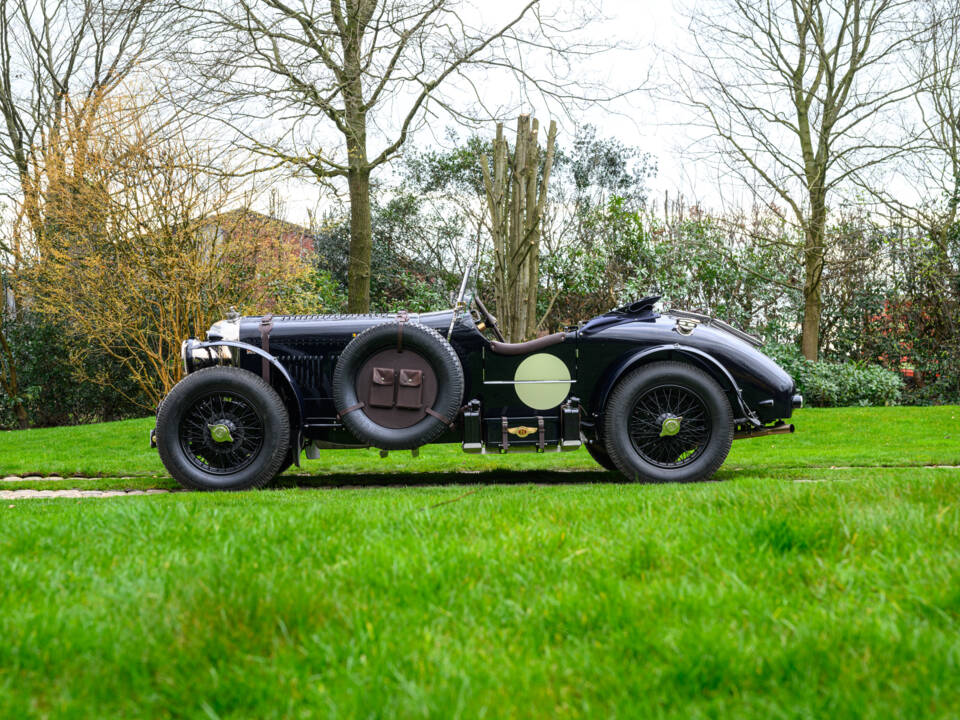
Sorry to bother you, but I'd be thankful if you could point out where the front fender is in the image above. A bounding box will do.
[184,339,306,433]
[592,344,760,427]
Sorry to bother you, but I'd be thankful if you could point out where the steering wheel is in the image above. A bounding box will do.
[473,294,505,342]
[448,264,506,342]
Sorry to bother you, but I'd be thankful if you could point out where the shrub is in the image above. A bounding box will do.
[764,343,902,407]
[271,267,346,315]
[0,313,146,429]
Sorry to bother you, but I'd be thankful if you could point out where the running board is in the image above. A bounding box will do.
[734,421,795,440]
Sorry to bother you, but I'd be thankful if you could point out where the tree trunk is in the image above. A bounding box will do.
[480,116,556,342]
[346,167,372,313]
[801,222,824,361]
[13,400,27,429]
[524,118,541,339]
[801,278,821,361]
[525,237,540,338]
[0,324,28,428]
[341,6,373,314]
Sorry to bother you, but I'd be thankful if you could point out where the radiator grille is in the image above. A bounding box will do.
[274,354,336,396]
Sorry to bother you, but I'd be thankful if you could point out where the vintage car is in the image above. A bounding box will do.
[152,268,801,490]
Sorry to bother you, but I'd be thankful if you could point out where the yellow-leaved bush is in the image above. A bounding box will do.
[20,91,330,407]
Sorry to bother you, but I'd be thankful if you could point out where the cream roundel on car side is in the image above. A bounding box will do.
[514,353,571,409]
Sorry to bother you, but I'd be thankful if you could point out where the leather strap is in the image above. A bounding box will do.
[537,416,545,452]
[259,314,274,381]
[425,407,455,428]
[501,417,509,451]
[338,401,365,418]
[396,310,409,352]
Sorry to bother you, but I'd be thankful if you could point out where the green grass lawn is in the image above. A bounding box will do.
[1,405,958,480]
[1,407,959,718]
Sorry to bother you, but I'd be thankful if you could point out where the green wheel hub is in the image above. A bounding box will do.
[207,423,234,443]
[659,415,683,438]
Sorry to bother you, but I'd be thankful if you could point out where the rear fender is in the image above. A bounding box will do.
[593,344,759,428]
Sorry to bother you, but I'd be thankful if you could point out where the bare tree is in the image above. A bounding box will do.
[678,0,919,359]
[874,1,960,298]
[0,0,171,239]
[0,0,171,426]
[181,0,622,313]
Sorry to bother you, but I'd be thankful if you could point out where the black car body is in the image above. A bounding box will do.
[154,284,801,490]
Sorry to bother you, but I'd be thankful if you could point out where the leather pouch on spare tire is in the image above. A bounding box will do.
[396,369,422,409]
[369,367,396,407]
[332,320,464,450]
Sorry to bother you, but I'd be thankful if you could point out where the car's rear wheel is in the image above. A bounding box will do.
[603,362,733,483]
[157,366,290,491]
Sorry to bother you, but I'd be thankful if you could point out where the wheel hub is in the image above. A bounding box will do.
[658,414,683,438]
[207,420,235,443]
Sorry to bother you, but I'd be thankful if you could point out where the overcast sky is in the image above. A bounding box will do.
[267,0,927,228]
[270,0,729,226]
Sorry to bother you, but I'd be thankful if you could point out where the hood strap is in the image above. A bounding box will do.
[259,314,274,381]
[396,310,409,351]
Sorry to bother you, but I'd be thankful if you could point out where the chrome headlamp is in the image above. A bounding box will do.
[181,338,233,374]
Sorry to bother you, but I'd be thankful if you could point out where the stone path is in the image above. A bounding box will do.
[2,475,154,482]
[1,464,957,499]
[1,488,176,499]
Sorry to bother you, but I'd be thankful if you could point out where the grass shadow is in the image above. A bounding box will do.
[273,465,780,490]
[274,467,624,489]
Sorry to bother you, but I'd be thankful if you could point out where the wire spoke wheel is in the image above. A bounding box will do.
[627,383,711,468]
[178,391,265,474]
[158,367,290,491]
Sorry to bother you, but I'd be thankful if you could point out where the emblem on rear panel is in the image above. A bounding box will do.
[513,353,572,410]
[507,425,538,438]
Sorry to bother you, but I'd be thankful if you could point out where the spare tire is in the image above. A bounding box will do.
[333,321,464,450]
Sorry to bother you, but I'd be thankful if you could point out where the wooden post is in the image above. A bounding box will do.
[480,115,557,342]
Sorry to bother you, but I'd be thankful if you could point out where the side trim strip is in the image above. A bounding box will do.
[484,380,577,385]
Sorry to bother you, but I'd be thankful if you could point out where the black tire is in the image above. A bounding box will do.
[585,440,617,471]
[603,361,733,484]
[275,447,297,476]
[156,366,290,491]
[333,321,464,450]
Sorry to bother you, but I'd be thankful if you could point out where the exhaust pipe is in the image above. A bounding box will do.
[734,421,795,440]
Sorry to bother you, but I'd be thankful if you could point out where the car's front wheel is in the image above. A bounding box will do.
[603,361,733,483]
[156,366,290,491]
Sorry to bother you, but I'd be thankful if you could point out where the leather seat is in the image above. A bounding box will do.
[488,332,566,356]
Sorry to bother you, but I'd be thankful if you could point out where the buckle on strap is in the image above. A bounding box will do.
[259,314,274,381]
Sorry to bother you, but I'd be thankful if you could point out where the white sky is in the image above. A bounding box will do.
[271,0,716,226]
[267,0,925,227]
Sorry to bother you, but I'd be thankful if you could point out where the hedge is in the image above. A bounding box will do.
[764,344,902,407]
